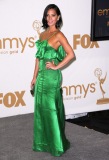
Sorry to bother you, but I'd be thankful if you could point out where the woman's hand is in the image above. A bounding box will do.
[46,61,57,70]
[31,78,36,88]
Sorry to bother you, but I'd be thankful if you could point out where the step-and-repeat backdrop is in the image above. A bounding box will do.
[0,0,109,118]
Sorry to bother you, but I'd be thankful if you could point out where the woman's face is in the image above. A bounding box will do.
[46,9,59,27]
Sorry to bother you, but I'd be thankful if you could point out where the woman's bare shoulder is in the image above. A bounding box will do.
[56,30,67,40]
[39,31,46,39]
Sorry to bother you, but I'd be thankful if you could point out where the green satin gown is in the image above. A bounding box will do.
[33,37,70,156]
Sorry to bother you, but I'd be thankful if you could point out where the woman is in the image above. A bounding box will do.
[31,4,75,156]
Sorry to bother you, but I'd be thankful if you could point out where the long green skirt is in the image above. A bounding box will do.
[33,67,70,156]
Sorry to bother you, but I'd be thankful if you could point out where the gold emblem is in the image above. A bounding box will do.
[32,20,42,36]
[94,68,109,104]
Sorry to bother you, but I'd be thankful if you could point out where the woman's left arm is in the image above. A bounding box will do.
[55,32,75,69]
[46,32,75,70]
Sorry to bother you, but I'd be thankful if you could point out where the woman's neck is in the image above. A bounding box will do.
[47,27,58,33]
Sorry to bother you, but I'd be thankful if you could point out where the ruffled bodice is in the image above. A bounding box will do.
[35,40,66,62]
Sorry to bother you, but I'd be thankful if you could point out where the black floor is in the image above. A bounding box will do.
[66,110,109,134]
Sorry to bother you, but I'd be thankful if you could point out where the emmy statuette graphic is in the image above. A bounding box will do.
[32,20,42,37]
[94,68,109,104]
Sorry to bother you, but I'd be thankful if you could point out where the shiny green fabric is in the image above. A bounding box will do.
[33,40,70,156]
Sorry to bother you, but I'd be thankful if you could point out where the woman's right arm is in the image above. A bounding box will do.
[31,58,39,88]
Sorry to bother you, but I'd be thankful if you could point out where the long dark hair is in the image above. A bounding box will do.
[42,4,63,29]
